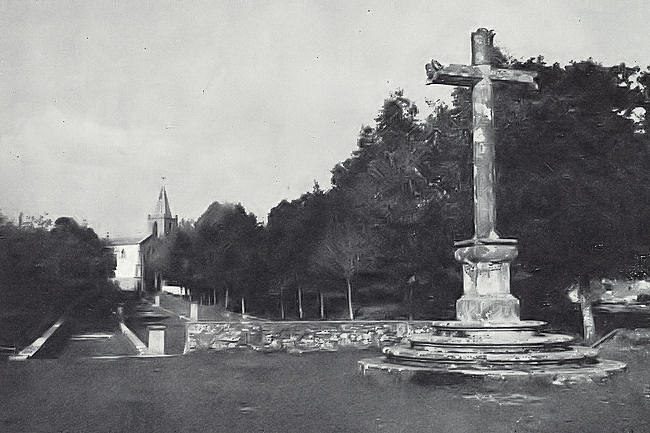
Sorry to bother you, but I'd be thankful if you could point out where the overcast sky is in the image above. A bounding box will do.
[1,0,649,236]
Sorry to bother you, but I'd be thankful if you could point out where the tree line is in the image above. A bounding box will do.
[0,215,116,347]
[151,57,649,325]
[2,56,646,336]
[0,216,115,301]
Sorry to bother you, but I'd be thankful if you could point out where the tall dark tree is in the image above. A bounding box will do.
[265,182,329,318]
[328,90,467,317]
[191,202,264,311]
[311,218,378,320]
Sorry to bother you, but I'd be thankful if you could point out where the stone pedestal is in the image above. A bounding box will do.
[147,325,166,355]
[190,302,199,321]
[153,294,160,307]
[456,294,520,322]
[454,239,520,322]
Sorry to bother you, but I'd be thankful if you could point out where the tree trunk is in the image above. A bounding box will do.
[578,274,596,343]
[346,277,354,320]
[213,289,217,306]
[408,286,413,321]
[319,291,325,320]
[280,287,285,319]
[241,297,246,315]
[224,287,229,310]
[297,287,304,319]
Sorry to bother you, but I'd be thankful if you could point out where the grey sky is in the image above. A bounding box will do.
[1,0,648,236]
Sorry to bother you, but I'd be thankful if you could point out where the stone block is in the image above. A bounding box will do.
[147,325,166,355]
[246,327,264,346]
[456,294,520,323]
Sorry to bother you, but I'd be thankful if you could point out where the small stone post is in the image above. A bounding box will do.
[147,325,166,355]
[319,291,325,320]
[190,301,199,321]
[153,293,160,307]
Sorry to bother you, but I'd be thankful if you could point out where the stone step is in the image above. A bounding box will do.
[430,320,547,330]
[359,356,627,380]
[410,332,574,350]
[485,346,598,364]
[384,345,597,367]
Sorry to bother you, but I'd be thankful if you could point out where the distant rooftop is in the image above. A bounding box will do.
[106,234,151,246]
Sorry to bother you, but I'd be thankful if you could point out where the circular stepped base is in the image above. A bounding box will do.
[362,319,626,381]
[359,356,627,382]
[384,345,598,366]
[409,333,574,351]
[430,320,546,328]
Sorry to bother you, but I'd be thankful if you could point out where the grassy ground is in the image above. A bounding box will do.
[0,334,648,433]
[156,292,242,321]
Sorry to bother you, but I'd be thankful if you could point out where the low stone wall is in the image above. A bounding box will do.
[184,320,435,354]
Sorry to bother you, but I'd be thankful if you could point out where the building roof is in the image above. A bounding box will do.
[106,234,152,246]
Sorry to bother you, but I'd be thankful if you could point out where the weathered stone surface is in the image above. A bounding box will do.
[147,325,166,355]
[454,242,518,264]
[358,356,627,382]
[456,294,520,322]
[184,320,435,354]
[410,331,574,351]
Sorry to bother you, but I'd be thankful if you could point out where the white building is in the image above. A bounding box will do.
[107,235,149,291]
[107,186,178,292]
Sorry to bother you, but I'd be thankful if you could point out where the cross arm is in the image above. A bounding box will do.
[425,60,539,90]
[489,68,538,89]
[425,61,482,87]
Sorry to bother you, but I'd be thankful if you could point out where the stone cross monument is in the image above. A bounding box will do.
[359,28,626,379]
[425,28,537,323]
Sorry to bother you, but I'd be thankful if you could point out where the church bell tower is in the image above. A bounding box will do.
[147,185,178,238]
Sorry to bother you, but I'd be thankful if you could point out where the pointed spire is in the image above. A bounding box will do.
[153,185,172,217]
[148,180,177,238]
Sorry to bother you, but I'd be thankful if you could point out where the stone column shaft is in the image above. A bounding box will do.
[472,69,497,239]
